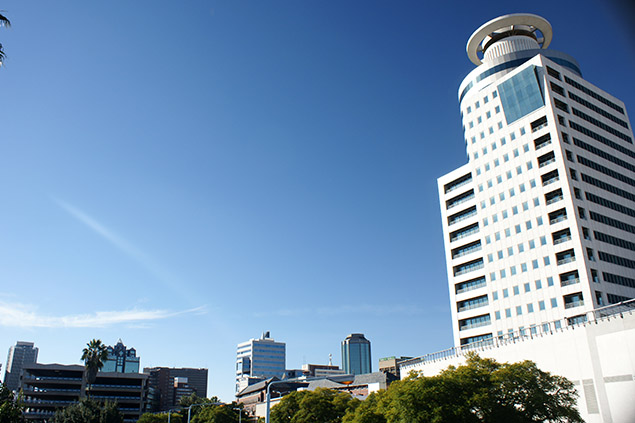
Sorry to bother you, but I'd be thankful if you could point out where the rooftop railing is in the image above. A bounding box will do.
[399,299,635,370]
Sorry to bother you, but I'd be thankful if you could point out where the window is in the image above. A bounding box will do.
[513,148,519,157]
[530,179,536,188]
[484,96,489,104]
[476,101,480,109]
[502,210,508,219]
[506,170,512,179]
[505,308,511,317]
[503,288,509,298]
[486,111,491,118]
[495,105,501,113]
[494,159,500,167]
[509,188,515,197]
[500,136,506,145]
[487,179,493,188]
[535,279,542,289]
[490,272,496,281]
[500,269,506,278]
[516,166,522,175]
[547,277,554,286]
[578,207,586,219]
[566,150,573,162]
[510,266,517,275]
[520,183,525,192]
[515,224,522,234]
[544,256,551,265]
[512,206,518,215]
[495,232,501,241]
[467,106,472,114]
[527,303,534,313]
[471,136,477,144]
[478,184,484,192]
[527,161,533,170]
[523,202,529,211]
[521,263,528,272]
[524,283,531,293]
[507,247,513,257]
[495,311,501,320]
[523,143,529,152]
[505,228,511,237]
[487,253,493,262]
[513,286,520,295]
[492,214,498,223]
[516,306,523,315]
[526,220,532,230]
[537,217,543,225]
[532,259,539,269]
[492,291,498,300]
[518,243,524,253]
[534,197,540,206]
[540,236,547,245]
[539,300,545,310]
[551,298,558,308]
[511,133,516,141]
[497,175,503,184]
[529,240,536,249]
[520,127,526,136]
[480,131,485,139]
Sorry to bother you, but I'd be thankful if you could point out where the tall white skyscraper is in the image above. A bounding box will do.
[438,14,635,348]
[235,331,285,393]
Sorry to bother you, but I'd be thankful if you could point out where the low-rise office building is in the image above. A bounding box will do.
[20,363,147,422]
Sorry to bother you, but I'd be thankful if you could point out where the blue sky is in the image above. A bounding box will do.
[0,1,633,402]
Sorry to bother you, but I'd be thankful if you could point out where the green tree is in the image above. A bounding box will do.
[343,354,583,423]
[0,382,24,423]
[0,12,9,66]
[270,388,359,423]
[81,339,108,395]
[138,412,182,423]
[53,398,123,423]
[191,403,244,423]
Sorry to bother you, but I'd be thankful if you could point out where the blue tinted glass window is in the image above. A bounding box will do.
[498,66,545,124]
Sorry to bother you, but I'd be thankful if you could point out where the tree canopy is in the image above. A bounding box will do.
[81,339,109,386]
[0,382,24,423]
[0,12,9,66]
[270,388,360,423]
[53,398,123,423]
[343,354,583,423]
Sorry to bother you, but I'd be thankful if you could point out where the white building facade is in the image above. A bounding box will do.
[438,14,635,348]
[235,331,286,393]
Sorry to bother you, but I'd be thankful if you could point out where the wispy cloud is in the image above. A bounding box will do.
[253,304,425,318]
[0,301,207,328]
[52,197,182,295]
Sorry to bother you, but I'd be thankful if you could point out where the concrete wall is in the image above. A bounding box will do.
[401,310,635,423]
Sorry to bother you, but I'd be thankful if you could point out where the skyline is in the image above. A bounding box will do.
[1,1,634,402]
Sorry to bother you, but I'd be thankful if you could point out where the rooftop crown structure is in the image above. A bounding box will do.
[438,14,635,347]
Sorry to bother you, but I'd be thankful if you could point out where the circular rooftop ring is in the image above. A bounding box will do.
[467,14,552,66]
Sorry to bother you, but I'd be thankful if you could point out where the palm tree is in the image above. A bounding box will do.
[0,12,10,67]
[81,339,109,397]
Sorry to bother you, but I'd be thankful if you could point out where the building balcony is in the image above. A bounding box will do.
[539,158,556,168]
[557,256,576,265]
[565,300,584,309]
[561,277,580,287]
[546,195,564,205]
[550,215,567,225]
[553,235,572,245]
[543,176,560,186]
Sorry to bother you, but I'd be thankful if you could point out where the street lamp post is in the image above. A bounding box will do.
[233,407,242,423]
[167,408,181,423]
[265,380,308,423]
[187,402,224,423]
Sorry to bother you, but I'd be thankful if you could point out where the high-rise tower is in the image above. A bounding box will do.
[3,341,38,392]
[341,333,371,375]
[438,14,635,347]
[235,331,286,393]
